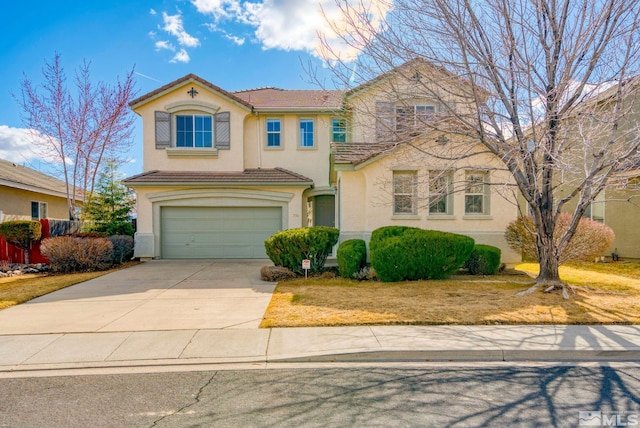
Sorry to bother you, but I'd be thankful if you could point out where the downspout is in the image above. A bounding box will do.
[255,111,262,168]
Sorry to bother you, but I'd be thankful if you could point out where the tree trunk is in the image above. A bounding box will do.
[536,239,563,286]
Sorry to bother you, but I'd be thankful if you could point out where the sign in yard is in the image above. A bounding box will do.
[302,259,311,278]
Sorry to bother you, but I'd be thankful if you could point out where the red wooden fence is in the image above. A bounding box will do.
[0,219,51,264]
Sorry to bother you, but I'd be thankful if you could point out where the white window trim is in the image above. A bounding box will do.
[174,113,214,149]
[464,170,490,216]
[298,118,316,149]
[393,171,418,215]
[428,170,454,216]
[31,201,47,220]
[331,117,347,143]
[265,117,284,150]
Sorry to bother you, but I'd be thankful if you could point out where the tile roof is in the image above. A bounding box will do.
[0,157,71,197]
[123,168,314,185]
[332,142,400,165]
[233,87,344,110]
[129,74,254,110]
[129,74,345,111]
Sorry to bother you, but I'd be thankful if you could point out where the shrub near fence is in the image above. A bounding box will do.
[0,219,81,264]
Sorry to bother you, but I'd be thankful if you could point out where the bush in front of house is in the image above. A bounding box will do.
[0,220,42,264]
[337,239,367,279]
[264,226,339,275]
[370,226,475,282]
[464,244,502,275]
[108,235,134,264]
[505,213,615,264]
[41,236,114,273]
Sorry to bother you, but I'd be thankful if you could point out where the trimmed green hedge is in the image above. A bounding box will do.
[370,226,475,282]
[264,226,339,275]
[0,220,42,249]
[464,244,501,275]
[337,239,367,279]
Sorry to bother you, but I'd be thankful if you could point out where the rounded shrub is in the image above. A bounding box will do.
[370,227,475,282]
[337,239,367,279]
[41,236,114,273]
[264,226,339,275]
[107,235,134,264]
[464,244,501,275]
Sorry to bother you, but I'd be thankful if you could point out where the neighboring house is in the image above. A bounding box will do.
[124,62,521,261]
[0,157,75,222]
[557,80,640,260]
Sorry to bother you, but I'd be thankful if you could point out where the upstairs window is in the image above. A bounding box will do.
[465,171,489,215]
[393,171,417,215]
[154,109,230,150]
[176,114,212,148]
[266,118,282,147]
[332,118,347,143]
[396,105,435,133]
[31,201,47,220]
[299,119,315,147]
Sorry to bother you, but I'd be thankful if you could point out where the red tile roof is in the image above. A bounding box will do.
[123,168,313,185]
[233,87,344,110]
[129,74,344,111]
[332,142,400,165]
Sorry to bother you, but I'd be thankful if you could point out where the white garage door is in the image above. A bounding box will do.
[161,207,282,259]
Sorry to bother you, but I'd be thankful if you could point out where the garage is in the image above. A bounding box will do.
[161,206,282,259]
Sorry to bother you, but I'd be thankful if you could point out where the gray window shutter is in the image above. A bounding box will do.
[155,111,171,149]
[375,101,394,142]
[214,111,231,150]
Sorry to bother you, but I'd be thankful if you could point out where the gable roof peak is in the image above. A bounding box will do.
[129,74,254,110]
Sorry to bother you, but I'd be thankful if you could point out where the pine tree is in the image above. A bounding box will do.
[83,162,134,236]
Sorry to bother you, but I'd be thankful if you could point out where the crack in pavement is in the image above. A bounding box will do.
[148,371,218,427]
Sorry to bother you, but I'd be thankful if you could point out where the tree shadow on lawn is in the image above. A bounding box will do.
[261,274,640,327]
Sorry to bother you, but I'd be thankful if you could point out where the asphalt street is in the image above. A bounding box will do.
[1,363,639,427]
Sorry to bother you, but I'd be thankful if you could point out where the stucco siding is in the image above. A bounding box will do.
[0,186,70,220]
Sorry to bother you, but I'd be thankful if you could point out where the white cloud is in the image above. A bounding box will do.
[225,34,245,46]
[150,8,157,15]
[191,0,244,20]
[0,126,50,164]
[191,0,392,61]
[162,12,200,47]
[155,40,176,51]
[170,49,191,63]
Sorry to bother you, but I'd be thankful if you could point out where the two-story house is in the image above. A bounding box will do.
[124,75,343,259]
[124,61,521,262]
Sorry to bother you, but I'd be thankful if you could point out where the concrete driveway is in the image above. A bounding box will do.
[0,260,275,334]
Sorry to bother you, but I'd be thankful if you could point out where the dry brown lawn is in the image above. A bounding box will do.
[260,262,640,327]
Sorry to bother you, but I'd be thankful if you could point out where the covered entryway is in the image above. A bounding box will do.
[161,206,282,258]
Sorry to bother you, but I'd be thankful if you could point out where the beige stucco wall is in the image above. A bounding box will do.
[242,114,335,187]
[134,81,250,173]
[131,184,308,258]
[0,186,70,220]
[337,142,521,263]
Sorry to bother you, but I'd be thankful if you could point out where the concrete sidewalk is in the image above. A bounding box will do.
[1,325,639,376]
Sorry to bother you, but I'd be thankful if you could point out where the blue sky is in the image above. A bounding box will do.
[0,0,390,178]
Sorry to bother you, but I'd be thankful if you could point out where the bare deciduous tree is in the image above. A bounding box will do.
[15,53,136,220]
[322,0,640,296]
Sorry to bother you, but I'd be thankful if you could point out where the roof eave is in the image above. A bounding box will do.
[123,181,313,188]
[253,106,343,114]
